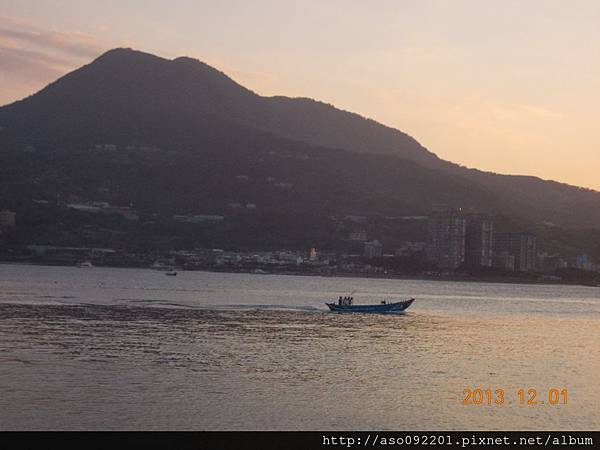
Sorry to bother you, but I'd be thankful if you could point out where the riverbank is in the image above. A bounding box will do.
[1,258,598,288]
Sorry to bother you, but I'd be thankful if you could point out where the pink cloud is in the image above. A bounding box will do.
[0,15,109,105]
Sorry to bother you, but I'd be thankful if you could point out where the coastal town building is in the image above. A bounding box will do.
[363,240,383,258]
[395,241,426,257]
[491,250,516,272]
[537,253,568,274]
[464,214,494,267]
[348,230,367,242]
[173,214,224,223]
[493,232,537,272]
[426,210,466,270]
[0,210,16,229]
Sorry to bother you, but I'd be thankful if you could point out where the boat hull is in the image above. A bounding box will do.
[326,298,414,314]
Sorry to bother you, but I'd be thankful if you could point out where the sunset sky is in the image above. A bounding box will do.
[1,0,599,190]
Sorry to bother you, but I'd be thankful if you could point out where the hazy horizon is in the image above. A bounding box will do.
[1,0,599,190]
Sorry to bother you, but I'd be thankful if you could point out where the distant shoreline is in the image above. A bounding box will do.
[1,259,597,289]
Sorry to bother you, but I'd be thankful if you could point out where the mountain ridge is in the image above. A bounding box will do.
[1,47,600,232]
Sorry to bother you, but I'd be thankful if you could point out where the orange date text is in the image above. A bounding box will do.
[462,388,568,406]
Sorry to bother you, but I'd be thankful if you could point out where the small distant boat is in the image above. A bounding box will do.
[165,271,178,276]
[76,261,93,268]
[326,298,414,314]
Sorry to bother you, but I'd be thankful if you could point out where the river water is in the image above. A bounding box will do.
[0,263,599,430]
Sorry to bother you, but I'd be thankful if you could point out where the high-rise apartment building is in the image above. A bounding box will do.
[465,214,494,267]
[426,210,466,270]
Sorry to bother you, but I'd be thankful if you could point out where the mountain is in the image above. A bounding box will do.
[0,48,599,251]
[0,48,440,165]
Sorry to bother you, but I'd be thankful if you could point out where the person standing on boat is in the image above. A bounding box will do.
[338,296,343,306]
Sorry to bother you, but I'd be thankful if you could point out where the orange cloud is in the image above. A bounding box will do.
[0,15,109,105]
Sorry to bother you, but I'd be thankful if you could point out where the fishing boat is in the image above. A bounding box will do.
[165,271,178,276]
[326,298,414,314]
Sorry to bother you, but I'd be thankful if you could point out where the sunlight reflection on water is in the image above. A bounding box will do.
[0,264,599,430]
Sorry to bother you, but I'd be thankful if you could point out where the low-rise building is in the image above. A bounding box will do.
[493,233,537,272]
[492,250,516,272]
[364,240,383,259]
[0,210,16,229]
[573,254,595,272]
[348,230,367,242]
[537,253,567,274]
[173,214,224,223]
[395,241,426,257]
